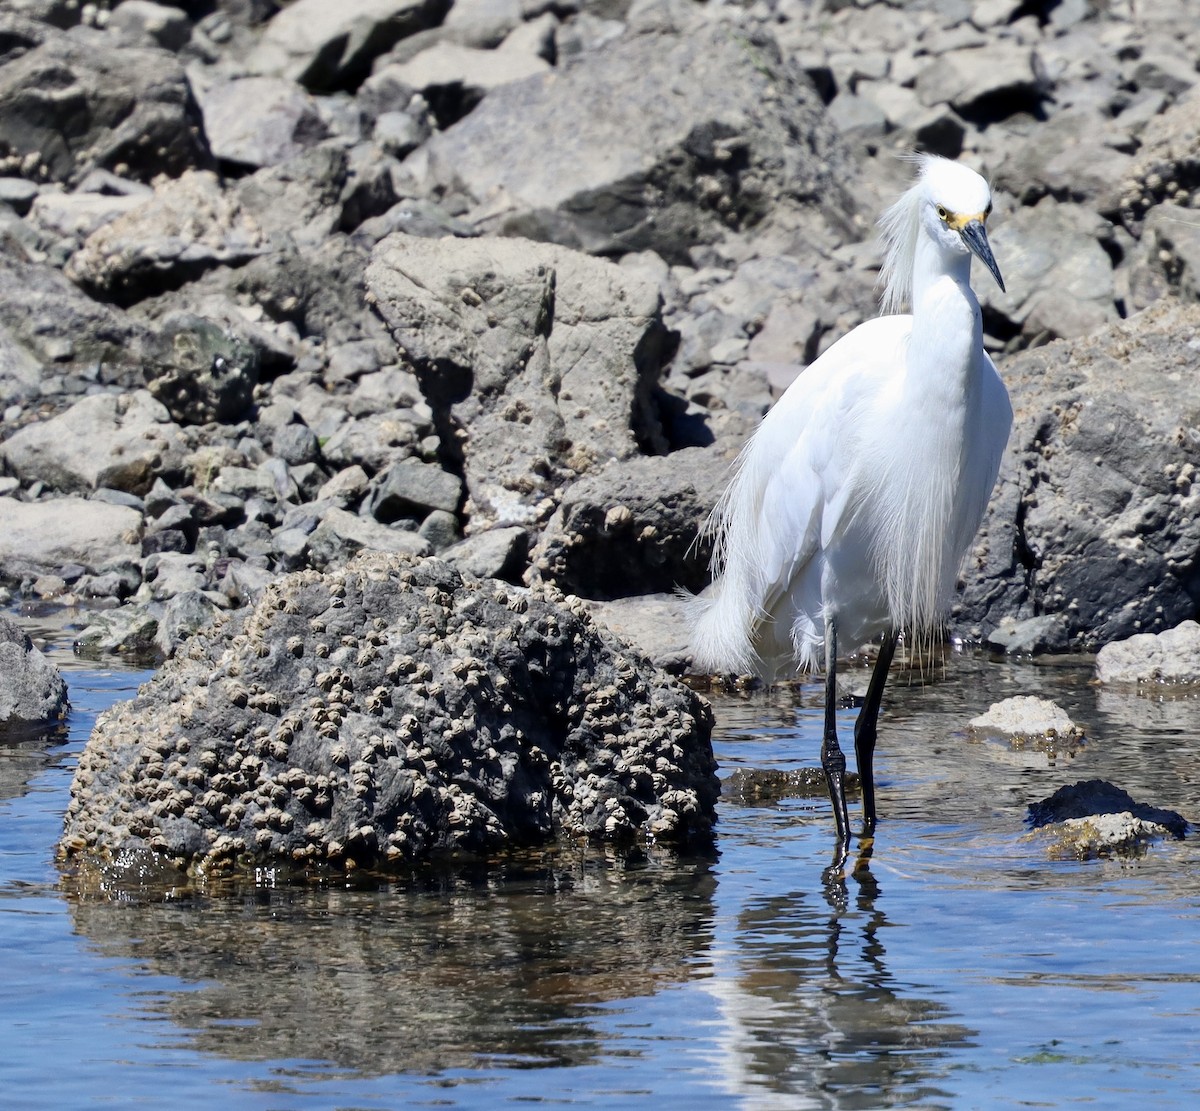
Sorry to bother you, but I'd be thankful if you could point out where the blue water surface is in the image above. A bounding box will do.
[3,638,1199,1110]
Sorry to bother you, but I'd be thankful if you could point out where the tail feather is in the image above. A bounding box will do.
[685,573,760,677]
[687,441,773,677]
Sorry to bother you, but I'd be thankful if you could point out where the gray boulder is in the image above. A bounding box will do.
[527,447,728,600]
[366,233,673,529]
[408,21,852,261]
[193,76,329,170]
[0,614,68,725]
[953,299,1200,650]
[981,197,1119,343]
[248,0,449,91]
[0,496,143,582]
[0,26,210,185]
[1,390,187,496]
[60,551,718,875]
[914,42,1046,124]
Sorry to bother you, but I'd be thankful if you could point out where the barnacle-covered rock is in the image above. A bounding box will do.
[60,552,717,878]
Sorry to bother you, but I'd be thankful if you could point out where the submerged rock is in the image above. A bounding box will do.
[60,552,718,877]
[1028,779,1187,835]
[1027,812,1181,860]
[969,696,1085,751]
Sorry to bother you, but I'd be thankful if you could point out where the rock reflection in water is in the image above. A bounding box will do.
[64,849,717,1076]
[701,845,974,1109]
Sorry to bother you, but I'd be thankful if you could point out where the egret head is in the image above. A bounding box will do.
[920,156,1004,293]
[878,154,1004,314]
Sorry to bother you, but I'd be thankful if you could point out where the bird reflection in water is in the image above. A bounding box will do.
[702,841,974,1107]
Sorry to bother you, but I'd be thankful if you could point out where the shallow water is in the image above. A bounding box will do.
[3,623,1200,1109]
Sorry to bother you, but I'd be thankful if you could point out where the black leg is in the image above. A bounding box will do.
[820,618,851,843]
[853,629,898,835]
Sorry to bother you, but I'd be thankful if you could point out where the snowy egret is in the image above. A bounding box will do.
[689,155,1013,842]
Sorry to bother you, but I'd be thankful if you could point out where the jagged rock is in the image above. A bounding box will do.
[60,552,718,875]
[381,43,549,127]
[915,42,1046,124]
[953,299,1200,650]
[366,233,673,529]
[307,506,432,567]
[0,25,211,185]
[440,525,527,581]
[248,0,449,91]
[1,390,187,495]
[193,76,330,169]
[0,614,69,725]
[1095,620,1200,684]
[408,20,852,261]
[1028,779,1188,836]
[982,197,1119,342]
[0,496,143,582]
[527,447,727,600]
[1025,779,1187,857]
[365,459,463,523]
[65,171,267,306]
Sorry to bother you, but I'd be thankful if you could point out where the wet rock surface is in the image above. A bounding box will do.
[1026,779,1189,859]
[0,613,68,725]
[1095,620,1200,684]
[60,552,718,875]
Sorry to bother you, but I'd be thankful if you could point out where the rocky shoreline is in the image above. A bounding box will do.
[3,0,1200,867]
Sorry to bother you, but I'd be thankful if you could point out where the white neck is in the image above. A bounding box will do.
[906,233,981,381]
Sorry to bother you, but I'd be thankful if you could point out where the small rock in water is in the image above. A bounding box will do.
[1025,779,1188,859]
[1028,813,1178,861]
[969,696,1084,754]
[721,767,848,806]
[1095,621,1200,685]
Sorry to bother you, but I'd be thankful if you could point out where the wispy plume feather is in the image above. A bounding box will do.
[877,153,941,316]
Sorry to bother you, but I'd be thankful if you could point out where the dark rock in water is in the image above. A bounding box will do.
[721,767,837,806]
[0,614,69,726]
[1027,779,1188,839]
[60,552,718,875]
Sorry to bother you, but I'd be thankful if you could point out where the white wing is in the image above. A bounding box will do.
[689,316,912,677]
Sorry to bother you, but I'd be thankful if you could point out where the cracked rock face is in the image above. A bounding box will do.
[60,552,718,878]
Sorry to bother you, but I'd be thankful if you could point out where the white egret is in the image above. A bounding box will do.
[689,155,1013,843]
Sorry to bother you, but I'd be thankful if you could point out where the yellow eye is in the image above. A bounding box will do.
[936,204,949,221]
